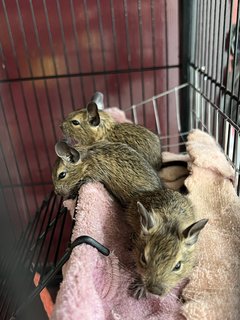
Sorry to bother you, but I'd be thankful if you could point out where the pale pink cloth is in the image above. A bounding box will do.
[181,130,240,320]
[105,107,132,123]
[51,182,186,320]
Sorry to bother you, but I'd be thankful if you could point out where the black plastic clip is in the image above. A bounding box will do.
[70,235,110,256]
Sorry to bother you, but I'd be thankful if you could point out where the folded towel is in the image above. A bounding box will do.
[51,182,186,320]
[181,129,240,320]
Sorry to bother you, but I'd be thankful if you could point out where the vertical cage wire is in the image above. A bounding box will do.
[188,0,240,195]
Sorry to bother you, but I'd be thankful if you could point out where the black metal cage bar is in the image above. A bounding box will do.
[187,0,239,194]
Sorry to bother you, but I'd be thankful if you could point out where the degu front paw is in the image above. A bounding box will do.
[129,277,146,299]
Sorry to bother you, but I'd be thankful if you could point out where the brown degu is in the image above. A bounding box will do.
[61,92,162,171]
[52,141,162,205]
[126,189,208,299]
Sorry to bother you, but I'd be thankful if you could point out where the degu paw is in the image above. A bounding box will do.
[128,278,146,299]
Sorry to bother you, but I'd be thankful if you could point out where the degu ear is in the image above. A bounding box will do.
[54,141,80,164]
[86,101,100,126]
[182,218,208,246]
[137,201,155,234]
[91,91,104,110]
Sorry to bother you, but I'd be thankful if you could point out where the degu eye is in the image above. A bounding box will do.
[140,253,147,266]
[58,171,66,180]
[172,261,182,271]
[71,120,80,126]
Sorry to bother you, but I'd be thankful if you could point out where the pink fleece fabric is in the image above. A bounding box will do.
[51,182,186,320]
[181,130,240,320]
[105,107,132,123]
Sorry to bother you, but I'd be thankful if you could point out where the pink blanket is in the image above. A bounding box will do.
[181,130,240,320]
[51,182,186,320]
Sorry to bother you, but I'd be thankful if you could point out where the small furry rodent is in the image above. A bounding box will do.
[52,141,162,205]
[61,92,162,171]
[126,189,208,299]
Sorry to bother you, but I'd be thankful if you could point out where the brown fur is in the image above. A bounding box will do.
[126,189,207,298]
[61,108,162,171]
[52,142,162,206]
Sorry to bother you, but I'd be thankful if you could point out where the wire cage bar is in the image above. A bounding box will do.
[0,193,71,319]
[185,0,240,193]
